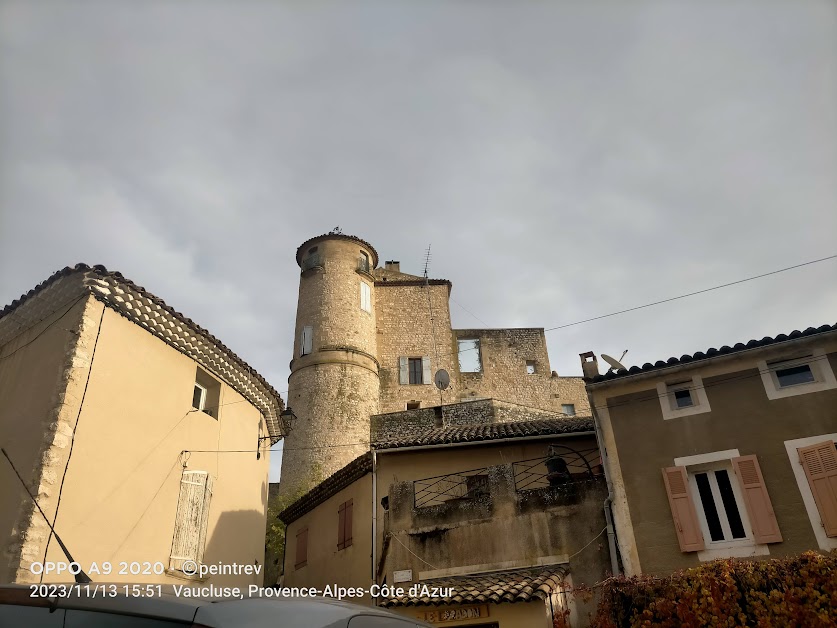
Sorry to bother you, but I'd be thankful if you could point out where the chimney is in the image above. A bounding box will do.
[580,352,600,379]
[385,260,400,273]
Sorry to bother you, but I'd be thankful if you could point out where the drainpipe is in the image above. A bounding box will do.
[589,390,621,577]
[371,450,378,606]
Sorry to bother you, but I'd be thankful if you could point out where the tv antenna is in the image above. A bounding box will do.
[423,245,432,279]
[601,350,629,373]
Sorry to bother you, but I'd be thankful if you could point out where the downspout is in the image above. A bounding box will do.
[371,450,378,606]
[589,390,621,577]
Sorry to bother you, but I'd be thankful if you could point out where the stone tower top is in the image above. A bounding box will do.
[295,232,379,268]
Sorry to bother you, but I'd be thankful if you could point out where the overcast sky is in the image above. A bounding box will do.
[1,1,835,482]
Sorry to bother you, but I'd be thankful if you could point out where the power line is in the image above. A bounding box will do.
[0,295,87,361]
[544,253,837,332]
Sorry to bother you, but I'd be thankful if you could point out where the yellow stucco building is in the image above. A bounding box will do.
[0,264,285,586]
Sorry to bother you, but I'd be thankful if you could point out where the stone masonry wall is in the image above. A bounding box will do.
[455,328,589,414]
[374,282,459,413]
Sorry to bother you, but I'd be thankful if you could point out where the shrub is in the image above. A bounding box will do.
[587,551,837,628]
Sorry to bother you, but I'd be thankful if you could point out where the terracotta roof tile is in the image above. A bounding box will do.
[380,566,568,607]
[372,417,594,450]
[296,232,379,268]
[587,323,837,384]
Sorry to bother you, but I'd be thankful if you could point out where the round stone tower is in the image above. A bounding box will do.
[279,232,381,497]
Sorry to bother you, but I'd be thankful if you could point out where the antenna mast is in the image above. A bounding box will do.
[422,245,445,413]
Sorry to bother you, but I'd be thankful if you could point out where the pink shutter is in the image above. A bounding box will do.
[344,499,353,548]
[662,466,705,552]
[798,441,837,537]
[732,455,782,544]
[295,527,308,569]
[337,502,346,550]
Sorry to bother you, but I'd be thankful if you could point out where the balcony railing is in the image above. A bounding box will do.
[414,467,491,508]
[512,445,603,492]
[357,256,370,273]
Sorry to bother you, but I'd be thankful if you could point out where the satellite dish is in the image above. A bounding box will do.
[601,354,627,373]
[434,369,450,390]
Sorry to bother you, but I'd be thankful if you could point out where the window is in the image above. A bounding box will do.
[295,527,308,569]
[400,357,430,385]
[360,281,372,312]
[526,360,536,375]
[657,376,711,420]
[458,339,482,373]
[193,367,220,419]
[561,404,576,416]
[466,474,489,499]
[406,401,421,410]
[192,383,207,412]
[663,452,782,560]
[300,325,313,356]
[337,499,353,550]
[760,349,837,400]
[169,470,213,574]
[301,247,321,271]
[358,251,370,273]
[784,434,837,550]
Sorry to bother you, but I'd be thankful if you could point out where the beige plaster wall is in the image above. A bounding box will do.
[283,473,373,604]
[6,300,270,586]
[0,285,89,583]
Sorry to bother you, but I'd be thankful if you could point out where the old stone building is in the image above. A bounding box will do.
[280,231,590,497]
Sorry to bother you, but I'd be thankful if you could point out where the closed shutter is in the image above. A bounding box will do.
[360,282,371,312]
[169,471,214,571]
[399,357,408,384]
[301,326,313,356]
[344,499,353,548]
[731,455,782,543]
[798,441,837,537]
[422,357,431,385]
[295,527,308,569]
[662,466,705,552]
[337,503,346,550]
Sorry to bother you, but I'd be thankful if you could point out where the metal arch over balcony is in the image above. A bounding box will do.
[512,444,603,492]
[414,466,491,508]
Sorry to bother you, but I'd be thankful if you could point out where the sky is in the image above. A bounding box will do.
[1,1,835,482]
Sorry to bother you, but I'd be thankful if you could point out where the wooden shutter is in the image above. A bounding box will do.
[360,282,371,312]
[301,326,313,356]
[337,502,346,550]
[399,357,408,384]
[731,455,782,543]
[422,357,431,385]
[662,466,705,552]
[169,471,214,571]
[344,499,353,548]
[295,527,308,569]
[798,441,837,537]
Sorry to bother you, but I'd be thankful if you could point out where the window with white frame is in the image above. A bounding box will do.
[759,349,837,400]
[360,281,372,313]
[193,367,220,419]
[192,383,207,412]
[657,375,711,420]
[663,449,782,560]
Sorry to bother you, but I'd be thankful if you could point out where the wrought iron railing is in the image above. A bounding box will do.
[512,445,603,492]
[357,256,370,273]
[414,466,491,508]
[301,253,321,271]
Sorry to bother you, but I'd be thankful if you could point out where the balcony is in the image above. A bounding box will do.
[301,253,321,272]
[414,467,491,508]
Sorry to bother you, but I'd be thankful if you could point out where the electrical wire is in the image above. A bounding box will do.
[0,295,87,361]
[387,532,439,570]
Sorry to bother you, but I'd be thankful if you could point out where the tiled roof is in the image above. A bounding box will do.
[296,232,379,268]
[587,323,837,384]
[278,453,372,525]
[379,566,568,607]
[372,417,594,450]
[0,264,286,442]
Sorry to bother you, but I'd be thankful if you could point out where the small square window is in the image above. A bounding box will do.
[458,339,482,373]
[561,404,576,416]
[406,401,421,410]
[526,360,536,375]
[674,389,694,408]
[193,367,221,419]
[775,364,815,388]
